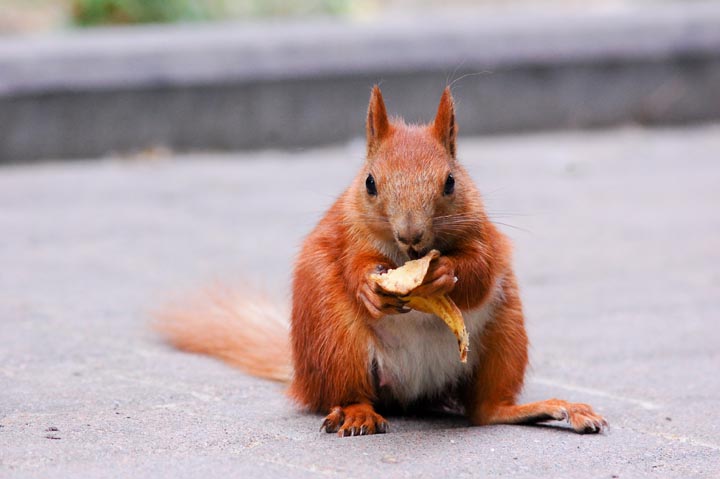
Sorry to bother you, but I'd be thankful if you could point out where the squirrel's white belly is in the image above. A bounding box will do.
[370,300,494,405]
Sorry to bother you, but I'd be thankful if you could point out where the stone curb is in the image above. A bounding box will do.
[2,2,720,162]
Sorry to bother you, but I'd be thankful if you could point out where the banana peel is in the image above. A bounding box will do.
[370,250,469,362]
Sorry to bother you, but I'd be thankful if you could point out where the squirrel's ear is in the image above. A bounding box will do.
[432,87,457,159]
[366,85,390,153]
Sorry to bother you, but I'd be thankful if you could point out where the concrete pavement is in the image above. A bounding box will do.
[1,125,719,477]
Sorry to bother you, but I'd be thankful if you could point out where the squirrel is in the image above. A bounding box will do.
[156,86,607,436]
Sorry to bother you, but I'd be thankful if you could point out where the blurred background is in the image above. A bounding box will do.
[2,0,720,161]
[0,0,684,32]
[2,1,720,477]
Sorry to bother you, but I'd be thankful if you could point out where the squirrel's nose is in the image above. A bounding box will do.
[396,230,424,246]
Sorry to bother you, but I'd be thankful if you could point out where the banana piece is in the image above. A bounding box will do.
[370,250,469,363]
[371,249,440,295]
[404,295,468,363]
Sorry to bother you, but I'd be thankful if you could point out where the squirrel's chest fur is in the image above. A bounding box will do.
[369,290,497,406]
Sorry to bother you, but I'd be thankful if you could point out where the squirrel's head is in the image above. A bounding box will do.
[351,86,482,263]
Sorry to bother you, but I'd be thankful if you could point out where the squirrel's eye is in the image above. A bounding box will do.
[366,174,377,196]
[443,174,455,195]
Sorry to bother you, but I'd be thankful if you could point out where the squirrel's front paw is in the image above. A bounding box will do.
[357,265,410,319]
[411,255,457,297]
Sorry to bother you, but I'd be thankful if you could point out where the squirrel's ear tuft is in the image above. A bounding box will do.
[366,85,390,154]
[432,87,457,159]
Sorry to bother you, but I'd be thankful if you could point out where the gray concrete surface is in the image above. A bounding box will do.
[3,1,720,162]
[1,125,719,478]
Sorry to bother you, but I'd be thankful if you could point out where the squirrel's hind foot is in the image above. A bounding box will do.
[320,403,389,437]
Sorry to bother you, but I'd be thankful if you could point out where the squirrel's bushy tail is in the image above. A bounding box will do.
[153,286,292,383]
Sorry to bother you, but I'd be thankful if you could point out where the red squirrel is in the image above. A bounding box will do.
[157,86,607,436]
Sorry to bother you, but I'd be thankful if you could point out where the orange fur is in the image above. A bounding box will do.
[156,86,606,436]
[154,286,292,382]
